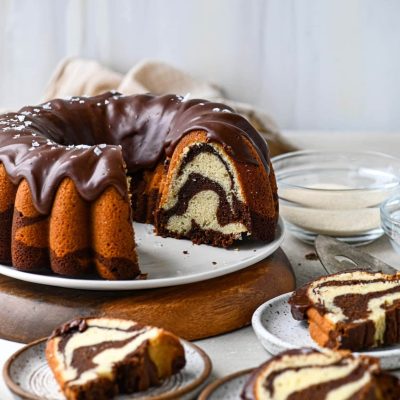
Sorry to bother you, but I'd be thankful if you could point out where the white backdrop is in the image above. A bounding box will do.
[0,0,399,131]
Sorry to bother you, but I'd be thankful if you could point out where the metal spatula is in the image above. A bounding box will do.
[314,235,397,275]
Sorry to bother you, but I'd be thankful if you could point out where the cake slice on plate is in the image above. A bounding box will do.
[46,317,185,400]
[241,348,400,400]
[289,270,400,350]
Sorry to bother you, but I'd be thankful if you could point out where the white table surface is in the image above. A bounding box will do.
[1,130,400,399]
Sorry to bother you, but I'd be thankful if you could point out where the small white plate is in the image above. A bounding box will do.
[252,292,400,370]
[0,219,284,291]
[3,338,212,400]
[198,369,252,400]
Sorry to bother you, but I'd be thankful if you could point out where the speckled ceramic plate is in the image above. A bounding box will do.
[3,338,211,400]
[252,292,400,370]
[0,219,284,291]
[198,369,252,400]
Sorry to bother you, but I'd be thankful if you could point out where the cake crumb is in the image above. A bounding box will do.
[305,252,318,261]
[183,250,189,255]
[212,261,217,265]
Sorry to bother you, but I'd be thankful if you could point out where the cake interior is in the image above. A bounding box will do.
[46,318,185,399]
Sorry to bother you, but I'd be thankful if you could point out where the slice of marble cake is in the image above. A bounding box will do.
[289,270,400,350]
[46,317,185,400]
[155,130,278,247]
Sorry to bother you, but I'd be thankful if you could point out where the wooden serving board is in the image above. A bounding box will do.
[0,248,295,344]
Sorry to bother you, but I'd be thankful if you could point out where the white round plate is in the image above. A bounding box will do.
[252,292,400,370]
[0,219,284,291]
[4,338,211,400]
[198,369,252,400]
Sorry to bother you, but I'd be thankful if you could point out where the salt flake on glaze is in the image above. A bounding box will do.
[182,93,191,102]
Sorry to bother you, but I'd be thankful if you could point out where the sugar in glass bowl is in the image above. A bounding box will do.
[272,150,400,245]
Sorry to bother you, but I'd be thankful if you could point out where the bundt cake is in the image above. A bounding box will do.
[289,270,400,351]
[0,92,278,279]
[241,348,400,400]
[46,317,186,400]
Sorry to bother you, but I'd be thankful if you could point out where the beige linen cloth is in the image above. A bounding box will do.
[26,58,297,156]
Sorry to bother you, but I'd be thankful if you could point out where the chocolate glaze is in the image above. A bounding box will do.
[52,318,146,340]
[0,92,269,215]
[288,285,310,320]
[51,318,88,338]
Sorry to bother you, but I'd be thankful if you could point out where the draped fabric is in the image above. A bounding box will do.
[0,0,399,130]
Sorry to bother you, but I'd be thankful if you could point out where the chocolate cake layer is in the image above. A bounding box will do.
[11,239,49,272]
[289,270,400,350]
[50,248,93,276]
[0,207,13,263]
[94,252,141,280]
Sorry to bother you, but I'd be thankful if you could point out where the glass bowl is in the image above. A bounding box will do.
[381,194,400,253]
[272,150,400,245]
